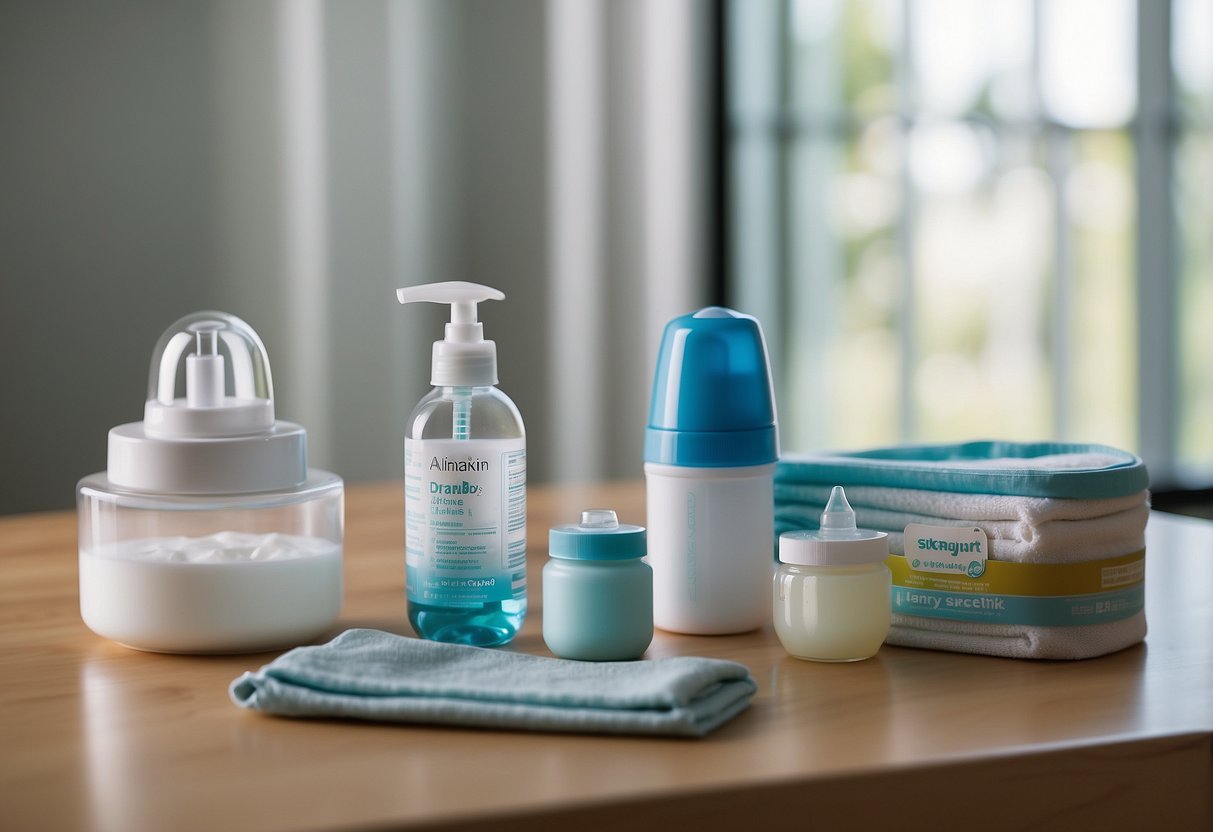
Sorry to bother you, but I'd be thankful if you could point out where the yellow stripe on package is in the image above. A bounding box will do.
[890,523,1145,626]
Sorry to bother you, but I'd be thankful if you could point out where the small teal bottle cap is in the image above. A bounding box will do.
[644,307,778,467]
[549,509,647,560]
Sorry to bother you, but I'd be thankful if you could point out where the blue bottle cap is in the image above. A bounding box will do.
[549,510,647,560]
[643,307,778,467]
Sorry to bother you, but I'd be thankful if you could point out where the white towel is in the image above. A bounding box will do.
[885,611,1147,661]
[774,486,1149,660]
[775,499,1149,562]
[774,447,1148,659]
[773,483,1148,525]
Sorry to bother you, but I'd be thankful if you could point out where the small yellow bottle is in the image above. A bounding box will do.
[774,486,891,662]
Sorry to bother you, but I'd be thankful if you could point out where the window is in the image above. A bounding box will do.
[1174,0,1213,482]
[726,0,1213,486]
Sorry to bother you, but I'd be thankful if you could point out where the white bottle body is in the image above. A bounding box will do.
[644,461,775,634]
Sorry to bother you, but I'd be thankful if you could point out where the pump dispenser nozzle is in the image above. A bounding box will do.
[396,281,504,387]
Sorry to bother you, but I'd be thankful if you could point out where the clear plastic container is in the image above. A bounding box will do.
[78,473,343,653]
[77,311,344,654]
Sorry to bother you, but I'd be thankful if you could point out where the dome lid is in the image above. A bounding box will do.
[107,311,307,495]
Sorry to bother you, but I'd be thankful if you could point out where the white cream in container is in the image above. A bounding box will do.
[77,312,343,654]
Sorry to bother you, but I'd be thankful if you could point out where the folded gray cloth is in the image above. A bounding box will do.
[230,628,757,738]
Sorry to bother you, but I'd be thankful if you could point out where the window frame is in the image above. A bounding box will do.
[722,0,1198,488]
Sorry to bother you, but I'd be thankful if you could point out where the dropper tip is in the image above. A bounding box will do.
[819,485,858,538]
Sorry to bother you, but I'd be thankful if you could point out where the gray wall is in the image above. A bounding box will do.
[0,0,713,514]
[0,0,551,513]
[1,1,220,512]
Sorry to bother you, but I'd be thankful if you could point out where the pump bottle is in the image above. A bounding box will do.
[396,282,526,646]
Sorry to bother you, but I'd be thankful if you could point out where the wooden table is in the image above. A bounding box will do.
[2,482,1211,831]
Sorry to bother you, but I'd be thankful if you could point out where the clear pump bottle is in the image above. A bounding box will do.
[396,282,527,646]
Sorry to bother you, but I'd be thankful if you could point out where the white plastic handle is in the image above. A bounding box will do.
[396,281,506,345]
[396,281,504,323]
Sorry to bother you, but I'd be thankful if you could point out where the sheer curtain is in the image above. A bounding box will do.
[546,0,712,482]
[0,0,714,512]
[211,0,714,487]
[726,0,1208,487]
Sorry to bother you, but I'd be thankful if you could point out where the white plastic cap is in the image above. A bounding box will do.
[107,311,307,495]
[396,281,504,387]
[779,486,889,566]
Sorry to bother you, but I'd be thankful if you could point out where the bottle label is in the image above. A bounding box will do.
[405,437,526,606]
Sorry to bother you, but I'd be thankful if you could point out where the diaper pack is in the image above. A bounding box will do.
[776,441,1149,660]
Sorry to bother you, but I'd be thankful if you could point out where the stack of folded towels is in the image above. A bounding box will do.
[775,441,1150,660]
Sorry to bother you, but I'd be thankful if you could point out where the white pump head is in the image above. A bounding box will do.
[396,281,504,386]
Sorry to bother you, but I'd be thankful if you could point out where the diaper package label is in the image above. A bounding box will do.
[904,524,988,578]
[889,523,1144,626]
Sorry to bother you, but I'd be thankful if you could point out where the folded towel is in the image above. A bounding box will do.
[886,611,1147,660]
[774,483,1148,525]
[775,500,1149,562]
[230,628,757,738]
[777,441,1148,499]
[774,441,1149,659]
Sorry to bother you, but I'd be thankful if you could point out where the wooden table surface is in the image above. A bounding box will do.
[2,481,1211,831]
